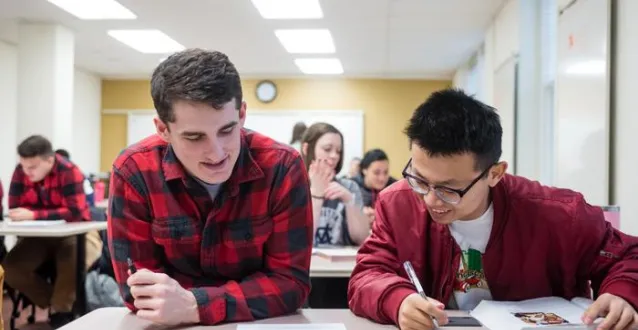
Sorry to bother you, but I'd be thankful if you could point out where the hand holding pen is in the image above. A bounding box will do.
[398,261,448,330]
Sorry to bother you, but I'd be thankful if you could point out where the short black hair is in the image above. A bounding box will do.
[17,135,54,158]
[360,149,389,175]
[404,88,502,171]
[151,48,243,123]
[55,149,70,159]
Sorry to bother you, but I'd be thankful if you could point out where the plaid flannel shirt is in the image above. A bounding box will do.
[108,129,313,325]
[9,154,90,222]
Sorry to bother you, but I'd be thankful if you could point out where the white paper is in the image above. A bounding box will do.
[5,220,66,227]
[238,324,346,330]
[312,248,358,257]
[471,297,598,330]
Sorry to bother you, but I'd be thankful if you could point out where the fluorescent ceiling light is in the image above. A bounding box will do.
[47,0,136,19]
[275,29,335,54]
[108,30,185,54]
[251,0,323,19]
[295,58,343,75]
[565,60,606,75]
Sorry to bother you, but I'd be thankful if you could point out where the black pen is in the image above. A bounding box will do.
[127,257,137,274]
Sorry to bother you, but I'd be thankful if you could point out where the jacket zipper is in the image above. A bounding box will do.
[599,250,620,259]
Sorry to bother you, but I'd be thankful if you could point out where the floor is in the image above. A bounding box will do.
[2,296,52,330]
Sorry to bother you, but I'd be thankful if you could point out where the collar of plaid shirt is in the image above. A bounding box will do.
[160,131,266,196]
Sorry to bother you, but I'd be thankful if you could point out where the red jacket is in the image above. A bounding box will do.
[348,175,638,325]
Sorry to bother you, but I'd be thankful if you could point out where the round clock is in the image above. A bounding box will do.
[255,80,277,103]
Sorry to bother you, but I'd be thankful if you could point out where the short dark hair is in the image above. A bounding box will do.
[290,122,307,144]
[360,149,389,175]
[301,123,344,173]
[17,135,54,158]
[55,149,70,159]
[151,48,243,123]
[404,88,502,171]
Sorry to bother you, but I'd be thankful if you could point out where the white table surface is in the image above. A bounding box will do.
[59,307,486,330]
[0,221,107,237]
[310,255,356,278]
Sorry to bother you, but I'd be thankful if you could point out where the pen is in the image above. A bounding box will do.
[403,261,428,299]
[127,257,137,274]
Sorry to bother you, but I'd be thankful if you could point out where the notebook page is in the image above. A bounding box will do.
[238,324,346,330]
[6,220,66,226]
[570,297,594,311]
[471,297,597,330]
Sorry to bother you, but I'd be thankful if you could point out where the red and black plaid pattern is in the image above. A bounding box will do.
[9,154,90,222]
[108,129,313,325]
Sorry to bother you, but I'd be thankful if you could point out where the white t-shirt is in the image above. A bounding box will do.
[448,203,494,311]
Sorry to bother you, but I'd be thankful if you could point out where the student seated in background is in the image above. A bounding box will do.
[301,123,370,246]
[300,123,369,308]
[3,135,103,328]
[344,157,361,179]
[54,148,95,207]
[289,121,306,152]
[352,149,397,222]
[108,49,312,326]
[348,89,638,330]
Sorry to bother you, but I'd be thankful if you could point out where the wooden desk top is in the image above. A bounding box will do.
[59,308,486,330]
[0,221,107,237]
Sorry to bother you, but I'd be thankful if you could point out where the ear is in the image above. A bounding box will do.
[154,117,170,143]
[487,161,508,187]
[362,168,368,177]
[301,142,308,157]
[238,101,247,127]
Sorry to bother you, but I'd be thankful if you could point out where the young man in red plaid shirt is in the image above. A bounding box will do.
[2,135,102,328]
[108,49,313,326]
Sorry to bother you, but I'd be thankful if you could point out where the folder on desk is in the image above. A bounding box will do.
[313,248,358,261]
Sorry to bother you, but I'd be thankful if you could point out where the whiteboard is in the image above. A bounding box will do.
[125,110,365,177]
[554,0,610,205]
[127,112,158,146]
[244,110,364,177]
[492,56,518,174]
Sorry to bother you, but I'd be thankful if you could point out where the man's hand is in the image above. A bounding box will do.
[398,293,448,330]
[128,269,200,326]
[582,293,638,330]
[8,208,35,221]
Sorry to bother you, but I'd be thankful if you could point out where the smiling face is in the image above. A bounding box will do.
[155,99,246,184]
[363,160,390,190]
[311,132,342,171]
[407,143,507,224]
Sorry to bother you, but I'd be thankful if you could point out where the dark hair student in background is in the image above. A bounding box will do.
[352,149,397,221]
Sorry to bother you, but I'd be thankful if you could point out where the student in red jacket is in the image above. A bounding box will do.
[348,89,638,330]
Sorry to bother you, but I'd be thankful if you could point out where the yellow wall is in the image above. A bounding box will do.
[101,79,450,176]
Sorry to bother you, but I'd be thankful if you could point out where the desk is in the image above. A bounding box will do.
[95,199,108,209]
[0,221,108,316]
[59,307,486,330]
[310,255,356,278]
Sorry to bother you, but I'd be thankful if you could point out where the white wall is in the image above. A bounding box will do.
[613,0,638,235]
[71,69,101,174]
[0,41,18,211]
[452,0,520,173]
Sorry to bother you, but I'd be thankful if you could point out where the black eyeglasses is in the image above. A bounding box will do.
[401,159,493,205]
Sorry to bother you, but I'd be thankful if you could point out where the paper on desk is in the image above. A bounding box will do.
[238,324,346,330]
[5,220,66,226]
